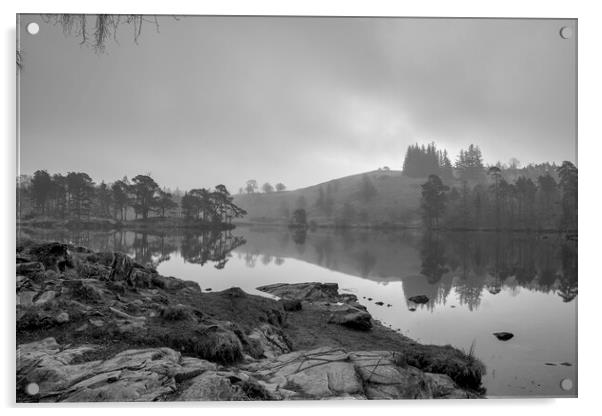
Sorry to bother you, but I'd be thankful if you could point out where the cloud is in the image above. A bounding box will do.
[19,16,576,190]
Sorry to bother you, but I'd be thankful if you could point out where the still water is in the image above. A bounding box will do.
[19,226,577,398]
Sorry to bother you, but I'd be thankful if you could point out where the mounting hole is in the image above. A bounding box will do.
[25,382,39,395]
[27,22,40,35]
[559,26,573,40]
[560,378,573,391]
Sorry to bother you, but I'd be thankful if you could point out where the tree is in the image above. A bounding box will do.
[130,175,160,219]
[360,174,377,202]
[180,192,198,219]
[96,181,112,217]
[111,179,130,220]
[402,142,451,178]
[515,176,537,227]
[41,15,157,52]
[50,173,68,218]
[439,150,454,180]
[488,167,503,228]
[211,184,246,224]
[421,174,449,228]
[183,185,246,224]
[557,161,578,230]
[18,15,169,70]
[290,209,307,227]
[262,182,274,193]
[456,144,485,182]
[245,179,258,194]
[156,190,177,217]
[509,158,521,170]
[66,172,95,220]
[188,188,212,222]
[537,173,558,227]
[275,183,286,192]
[30,170,52,215]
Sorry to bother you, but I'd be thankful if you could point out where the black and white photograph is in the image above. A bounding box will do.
[15,14,577,402]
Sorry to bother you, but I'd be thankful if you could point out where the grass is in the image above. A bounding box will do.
[148,324,245,364]
[159,304,196,321]
[402,342,485,392]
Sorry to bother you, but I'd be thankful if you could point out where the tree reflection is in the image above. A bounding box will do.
[558,242,578,302]
[421,232,578,309]
[19,226,578,309]
[420,233,448,284]
[180,231,246,268]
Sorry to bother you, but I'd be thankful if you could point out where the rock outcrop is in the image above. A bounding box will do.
[257,282,373,331]
[16,241,484,402]
[17,339,477,402]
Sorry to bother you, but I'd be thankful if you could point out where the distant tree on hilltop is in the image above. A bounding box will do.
[402,142,453,179]
[262,182,274,193]
[245,180,258,194]
[455,144,485,182]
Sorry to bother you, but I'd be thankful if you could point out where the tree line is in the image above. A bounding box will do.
[18,170,246,224]
[420,161,578,231]
[240,180,286,194]
[402,143,453,179]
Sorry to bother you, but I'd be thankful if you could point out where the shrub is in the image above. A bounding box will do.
[159,304,195,321]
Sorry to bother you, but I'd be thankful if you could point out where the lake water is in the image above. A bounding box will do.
[19,226,577,398]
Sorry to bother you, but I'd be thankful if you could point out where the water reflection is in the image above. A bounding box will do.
[19,227,577,309]
[19,228,246,271]
[19,226,577,397]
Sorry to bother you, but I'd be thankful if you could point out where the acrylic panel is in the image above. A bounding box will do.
[16,14,577,402]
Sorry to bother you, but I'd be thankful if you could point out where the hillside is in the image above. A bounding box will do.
[233,170,428,226]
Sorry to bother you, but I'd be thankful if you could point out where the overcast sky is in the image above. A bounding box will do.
[19,16,576,191]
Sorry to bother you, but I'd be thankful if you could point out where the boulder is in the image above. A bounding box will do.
[76,262,110,280]
[63,279,108,303]
[219,287,247,298]
[128,268,153,288]
[55,312,70,324]
[17,291,37,307]
[16,262,45,276]
[247,324,291,359]
[327,304,373,331]
[280,299,302,312]
[493,332,514,341]
[34,290,56,305]
[151,275,200,291]
[328,309,372,331]
[408,295,429,304]
[26,242,74,272]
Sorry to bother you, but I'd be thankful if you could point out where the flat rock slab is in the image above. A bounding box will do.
[257,282,342,302]
[17,339,476,402]
[17,338,215,402]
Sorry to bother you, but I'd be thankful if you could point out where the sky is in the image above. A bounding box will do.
[18,16,577,191]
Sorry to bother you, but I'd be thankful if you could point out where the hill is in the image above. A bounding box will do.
[233,170,428,227]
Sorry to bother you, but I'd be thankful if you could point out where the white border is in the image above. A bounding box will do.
[2,0,600,415]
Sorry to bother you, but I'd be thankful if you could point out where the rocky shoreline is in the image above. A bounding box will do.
[16,240,485,402]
